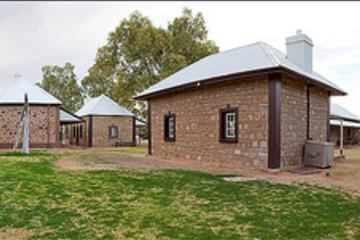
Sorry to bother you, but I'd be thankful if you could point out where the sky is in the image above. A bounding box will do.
[1,1,360,115]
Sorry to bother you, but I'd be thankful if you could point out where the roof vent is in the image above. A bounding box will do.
[286,30,313,73]
[15,72,23,81]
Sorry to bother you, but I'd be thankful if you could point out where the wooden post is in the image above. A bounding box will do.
[22,93,29,154]
[268,73,281,169]
[340,119,344,156]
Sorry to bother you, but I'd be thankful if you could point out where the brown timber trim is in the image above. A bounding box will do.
[219,106,238,143]
[84,120,87,148]
[132,116,136,146]
[306,85,314,140]
[88,115,93,147]
[268,73,281,169]
[327,91,331,142]
[47,104,51,147]
[56,106,60,145]
[134,66,346,101]
[147,100,152,155]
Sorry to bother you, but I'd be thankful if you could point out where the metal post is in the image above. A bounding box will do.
[340,119,344,156]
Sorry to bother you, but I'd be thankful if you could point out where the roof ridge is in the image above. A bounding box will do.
[220,41,262,55]
[258,41,280,66]
[91,95,105,112]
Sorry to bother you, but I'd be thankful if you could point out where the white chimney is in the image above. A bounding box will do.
[15,72,23,81]
[286,30,313,73]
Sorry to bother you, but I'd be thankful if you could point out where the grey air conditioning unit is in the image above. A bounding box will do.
[303,141,334,168]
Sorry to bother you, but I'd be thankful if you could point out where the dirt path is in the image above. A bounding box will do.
[55,149,248,175]
[55,147,360,196]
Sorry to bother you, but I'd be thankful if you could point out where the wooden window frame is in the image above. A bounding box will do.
[108,125,118,139]
[219,107,238,143]
[164,113,176,142]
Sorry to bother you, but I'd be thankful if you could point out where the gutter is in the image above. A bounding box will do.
[134,66,347,101]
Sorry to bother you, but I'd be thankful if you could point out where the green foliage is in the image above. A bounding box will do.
[38,63,84,112]
[82,8,219,119]
[0,151,359,239]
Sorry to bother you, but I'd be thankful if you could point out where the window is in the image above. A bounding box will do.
[219,107,238,143]
[164,113,176,141]
[73,126,76,137]
[109,125,118,139]
[225,112,236,138]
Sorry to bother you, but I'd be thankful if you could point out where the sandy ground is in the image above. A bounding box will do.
[55,146,360,196]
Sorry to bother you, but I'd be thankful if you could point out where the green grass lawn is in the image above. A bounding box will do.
[0,151,360,239]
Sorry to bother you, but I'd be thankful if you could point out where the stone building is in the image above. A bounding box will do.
[75,94,136,147]
[135,31,346,169]
[330,103,360,146]
[0,75,62,148]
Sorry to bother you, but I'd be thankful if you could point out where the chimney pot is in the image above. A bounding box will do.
[15,72,22,81]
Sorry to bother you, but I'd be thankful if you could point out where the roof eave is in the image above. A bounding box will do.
[134,67,282,100]
[0,102,62,105]
[330,115,360,123]
[80,113,135,117]
[134,66,346,100]
[278,66,347,96]
[60,107,84,122]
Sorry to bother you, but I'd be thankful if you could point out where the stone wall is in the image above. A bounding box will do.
[280,75,329,167]
[309,87,329,142]
[82,115,134,147]
[150,76,269,168]
[0,105,60,147]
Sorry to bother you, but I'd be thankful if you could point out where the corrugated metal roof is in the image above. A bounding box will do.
[330,119,360,128]
[0,77,62,105]
[330,103,360,122]
[59,109,82,123]
[76,94,134,117]
[135,42,345,98]
[135,119,146,127]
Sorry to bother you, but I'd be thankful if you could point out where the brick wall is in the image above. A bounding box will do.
[150,76,269,168]
[280,75,329,167]
[82,115,134,147]
[0,105,60,147]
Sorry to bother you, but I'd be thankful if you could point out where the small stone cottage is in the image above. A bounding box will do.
[75,94,136,147]
[135,31,346,169]
[330,103,360,145]
[0,75,62,148]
